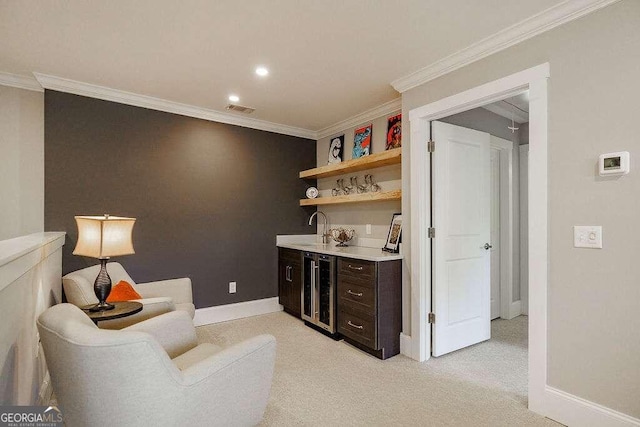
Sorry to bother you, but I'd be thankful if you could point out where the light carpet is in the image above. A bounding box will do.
[196,312,559,426]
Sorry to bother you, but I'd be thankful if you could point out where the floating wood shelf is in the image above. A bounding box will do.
[299,148,401,180]
[300,189,401,206]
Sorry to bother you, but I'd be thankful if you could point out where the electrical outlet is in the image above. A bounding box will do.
[366,224,372,235]
[229,281,237,293]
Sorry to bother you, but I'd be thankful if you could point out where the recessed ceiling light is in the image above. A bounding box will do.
[228,94,240,103]
[255,66,269,77]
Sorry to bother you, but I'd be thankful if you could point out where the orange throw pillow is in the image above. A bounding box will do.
[106,280,142,302]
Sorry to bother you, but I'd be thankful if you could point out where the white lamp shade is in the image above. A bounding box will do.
[73,215,136,259]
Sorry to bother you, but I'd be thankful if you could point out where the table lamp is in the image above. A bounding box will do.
[73,214,136,312]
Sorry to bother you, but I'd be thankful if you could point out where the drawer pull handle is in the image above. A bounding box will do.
[348,264,364,271]
[347,321,363,330]
[347,289,363,297]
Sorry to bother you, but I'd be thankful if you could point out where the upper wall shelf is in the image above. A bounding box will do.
[299,148,401,180]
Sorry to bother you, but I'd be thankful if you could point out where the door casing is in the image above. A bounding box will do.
[406,63,549,415]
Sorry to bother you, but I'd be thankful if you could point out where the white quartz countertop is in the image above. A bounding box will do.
[276,235,402,262]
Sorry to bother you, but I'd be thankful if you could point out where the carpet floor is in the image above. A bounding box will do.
[196,312,560,427]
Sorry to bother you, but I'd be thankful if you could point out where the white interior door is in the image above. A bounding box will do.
[432,121,491,357]
[490,148,501,320]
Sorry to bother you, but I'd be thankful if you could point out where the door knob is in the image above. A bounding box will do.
[484,243,493,250]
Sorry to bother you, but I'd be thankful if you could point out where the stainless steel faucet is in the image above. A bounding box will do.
[308,211,328,244]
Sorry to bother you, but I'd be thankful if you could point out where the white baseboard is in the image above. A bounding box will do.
[194,297,283,326]
[509,300,522,319]
[545,386,640,427]
[400,333,412,357]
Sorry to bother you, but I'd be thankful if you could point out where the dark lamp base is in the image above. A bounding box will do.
[93,258,114,311]
[89,302,115,312]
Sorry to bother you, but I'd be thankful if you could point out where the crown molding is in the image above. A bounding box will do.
[33,73,317,139]
[0,72,43,92]
[315,98,402,140]
[391,0,621,93]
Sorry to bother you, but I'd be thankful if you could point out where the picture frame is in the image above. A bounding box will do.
[328,135,344,164]
[386,113,402,150]
[353,124,372,158]
[383,213,402,253]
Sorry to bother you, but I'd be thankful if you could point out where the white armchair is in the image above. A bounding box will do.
[62,262,195,329]
[37,304,276,427]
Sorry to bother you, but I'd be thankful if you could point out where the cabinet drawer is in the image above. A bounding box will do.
[338,309,376,348]
[337,282,375,315]
[338,258,376,284]
[279,248,301,265]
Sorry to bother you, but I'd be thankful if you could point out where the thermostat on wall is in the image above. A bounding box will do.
[599,151,630,176]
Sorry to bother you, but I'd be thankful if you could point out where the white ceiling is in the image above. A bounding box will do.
[0,1,577,133]
[483,92,530,123]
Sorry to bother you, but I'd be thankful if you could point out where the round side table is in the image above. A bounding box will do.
[81,301,143,325]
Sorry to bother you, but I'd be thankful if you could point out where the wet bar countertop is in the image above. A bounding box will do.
[276,235,402,262]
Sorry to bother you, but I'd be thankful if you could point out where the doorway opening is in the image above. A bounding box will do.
[426,92,530,402]
[406,63,549,415]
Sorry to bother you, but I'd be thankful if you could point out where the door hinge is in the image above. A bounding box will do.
[428,227,435,238]
[428,312,436,324]
[427,140,435,152]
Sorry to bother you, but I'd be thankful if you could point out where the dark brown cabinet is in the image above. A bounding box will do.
[337,258,402,360]
[278,248,302,317]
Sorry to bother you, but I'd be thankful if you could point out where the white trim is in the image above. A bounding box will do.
[193,297,283,326]
[0,232,66,292]
[527,75,548,415]
[490,136,518,320]
[408,64,549,415]
[519,144,530,315]
[315,98,402,140]
[0,71,43,92]
[545,386,640,427]
[32,73,317,140]
[409,64,548,122]
[392,0,619,93]
[399,332,412,356]
[509,300,522,319]
[406,116,431,362]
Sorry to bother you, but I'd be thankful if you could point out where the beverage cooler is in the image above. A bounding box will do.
[301,251,337,334]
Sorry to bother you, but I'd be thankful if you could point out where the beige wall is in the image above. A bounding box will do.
[315,112,401,243]
[402,0,640,417]
[0,86,44,240]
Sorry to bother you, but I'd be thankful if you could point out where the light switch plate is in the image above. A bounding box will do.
[574,226,602,249]
[366,224,372,235]
[229,281,237,293]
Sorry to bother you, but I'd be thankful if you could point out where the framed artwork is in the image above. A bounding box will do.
[383,213,402,253]
[353,124,372,158]
[328,135,344,164]
[386,114,402,150]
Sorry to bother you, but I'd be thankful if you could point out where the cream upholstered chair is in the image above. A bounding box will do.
[62,262,195,329]
[37,304,276,427]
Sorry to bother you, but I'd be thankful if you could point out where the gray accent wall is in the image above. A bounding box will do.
[44,91,316,309]
[402,0,640,417]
